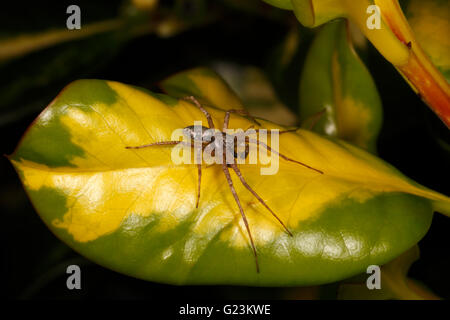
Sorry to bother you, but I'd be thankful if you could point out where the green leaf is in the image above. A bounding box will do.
[299,20,383,153]
[9,79,449,286]
[266,24,313,110]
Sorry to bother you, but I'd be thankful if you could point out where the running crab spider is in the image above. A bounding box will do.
[125,96,323,272]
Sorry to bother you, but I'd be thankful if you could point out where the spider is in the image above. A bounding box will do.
[126,96,323,272]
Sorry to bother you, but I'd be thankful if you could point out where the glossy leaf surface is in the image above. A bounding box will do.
[10,79,449,285]
[299,20,382,153]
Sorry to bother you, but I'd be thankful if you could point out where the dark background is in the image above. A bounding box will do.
[1,0,449,299]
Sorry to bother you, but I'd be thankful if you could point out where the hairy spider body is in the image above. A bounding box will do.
[126,96,323,272]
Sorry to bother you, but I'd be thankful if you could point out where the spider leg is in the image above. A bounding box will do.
[248,138,323,174]
[230,163,293,237]
[253,129,298,135]
[303,109,326,130]
[223,112,230,131]
[183,96,215,129]
[196,164,201,208]
[125,141,185,149]
[193,143,205,209]
[223,109,261,130]
[221,161,259,273]
[234,109,261,126]
[127,139,204,208]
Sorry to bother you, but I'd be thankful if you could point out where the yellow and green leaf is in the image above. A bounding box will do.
[261,0,450,128]
[404,0,450,82]
[299,20,383,154]
[9,79,449,285]
[159,67,244,111]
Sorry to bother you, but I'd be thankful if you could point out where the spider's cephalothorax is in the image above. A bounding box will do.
[182,125,215,144]
[126,96,323,272]
[182,124,248,165]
